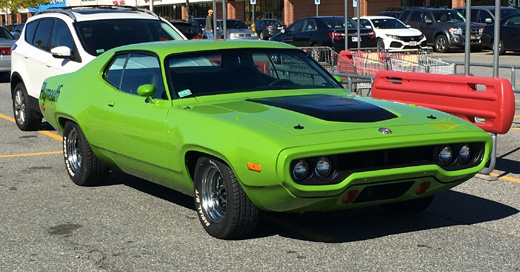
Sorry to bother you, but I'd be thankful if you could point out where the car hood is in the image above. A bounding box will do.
[191,93,472,145]
[377,27,422,36]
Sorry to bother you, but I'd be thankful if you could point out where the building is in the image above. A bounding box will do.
[3,0,519,28]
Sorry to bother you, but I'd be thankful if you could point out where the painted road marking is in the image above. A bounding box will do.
[0,112,62,141]
[490,173,520,184]
[0,151,62,158]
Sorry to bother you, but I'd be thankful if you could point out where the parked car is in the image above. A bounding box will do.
[170,20,202,39]
[39,39,491,239]
[270,16,376,51]
[377,11,401,18]
[189,17,206,35]
[0,26,16,74]
[4,23,24,39]
[357,16,426,50]
[482,13,520,54]
[254,19,284,40]
[10,6,185,131]
[399,8,483,53]
[216,19,258,40]
[454,6,520,26]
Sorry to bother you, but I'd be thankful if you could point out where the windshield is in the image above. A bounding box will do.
[432,10,465,23]
[166,49,343,98]
[371,18,407,29]
[76,19,184,56]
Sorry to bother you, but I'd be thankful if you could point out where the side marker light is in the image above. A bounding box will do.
[247,162,262,172]
[415,182,431,195]
[342,190,359,204]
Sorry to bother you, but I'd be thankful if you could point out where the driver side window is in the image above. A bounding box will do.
[105,53,166,99]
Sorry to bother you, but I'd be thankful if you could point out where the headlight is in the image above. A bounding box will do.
[438,146,453,165]
[251,32,258,37]
[386,34,399,40]
[315,157,332,178]
[458,145,471,163]
[292,160,309,181]
[449,27,462,35]
[230,33,239,38]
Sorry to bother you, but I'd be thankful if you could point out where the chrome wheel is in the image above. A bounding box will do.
[200,163,227,223]
[13,89,26,126]
[65,127,82,175]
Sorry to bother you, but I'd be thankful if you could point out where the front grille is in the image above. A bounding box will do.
[353,181,414,203]
[397,35,422,42]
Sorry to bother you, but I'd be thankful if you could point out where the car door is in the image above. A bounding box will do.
[293,18,317,46]
[418,12,436,43]
[501,14,520,50]
[100,52,171,174]
[278,19,304,44]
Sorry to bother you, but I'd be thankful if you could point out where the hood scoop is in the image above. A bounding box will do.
[247,94,397,123]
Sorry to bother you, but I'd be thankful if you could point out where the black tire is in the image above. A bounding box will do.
[494,39,505,55]
[193,157,259,239]
[376,38,385,50]
[12,82,41,131]
[259,31,266,40]
[433,35,449,53]
[380,195,435,214]
[63,122,108,186]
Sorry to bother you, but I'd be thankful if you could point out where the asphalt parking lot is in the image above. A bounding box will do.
[1,51,520,271]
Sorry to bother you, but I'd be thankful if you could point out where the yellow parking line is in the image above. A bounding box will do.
[0,151,62,158]
[0,112,14,122]
[490,173,520,184]
[0,112,62,141]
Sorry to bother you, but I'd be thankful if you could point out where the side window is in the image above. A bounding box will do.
[302,19,316,32]
[32,19,55,51]
[471,10,480,23]
[105,53,166,99]
[287,19,303,32]
[478,10,493,24]
[422,12,434,23]
[24,21,38,44]
[50,19,75,50]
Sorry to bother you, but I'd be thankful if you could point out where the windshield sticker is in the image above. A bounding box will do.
[178,89,192,98]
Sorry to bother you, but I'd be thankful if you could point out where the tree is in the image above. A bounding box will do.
[0,0,52,13]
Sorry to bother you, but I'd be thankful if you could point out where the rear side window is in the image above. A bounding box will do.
[32,19,55,51]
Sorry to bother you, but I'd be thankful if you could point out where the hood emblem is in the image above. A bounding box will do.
[378,128,392,134]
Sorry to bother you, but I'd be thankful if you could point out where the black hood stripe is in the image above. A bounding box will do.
[247,94,397,122]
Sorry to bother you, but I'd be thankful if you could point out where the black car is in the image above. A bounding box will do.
[454,6,520,26]
[171,20,202,39]
[482,13,520,54]
[269,16,376,51]
[189,17,206,35]
[254,19,284,40]
[399,8,483,53]
[377,11,401,18]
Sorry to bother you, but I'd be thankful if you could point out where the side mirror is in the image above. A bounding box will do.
[485,18,493,24]
[137,84,157,102]
[51,46,72,59]
[424,18,433,24]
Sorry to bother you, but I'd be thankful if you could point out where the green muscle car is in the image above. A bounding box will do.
[39,40,491,239]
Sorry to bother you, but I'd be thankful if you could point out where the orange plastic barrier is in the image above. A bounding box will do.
[372,70,515,134]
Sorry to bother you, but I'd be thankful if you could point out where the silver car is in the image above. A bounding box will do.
[0,26,15,74]
[217,19,258,40]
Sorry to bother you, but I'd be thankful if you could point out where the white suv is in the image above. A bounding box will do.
[11,6,186,131]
